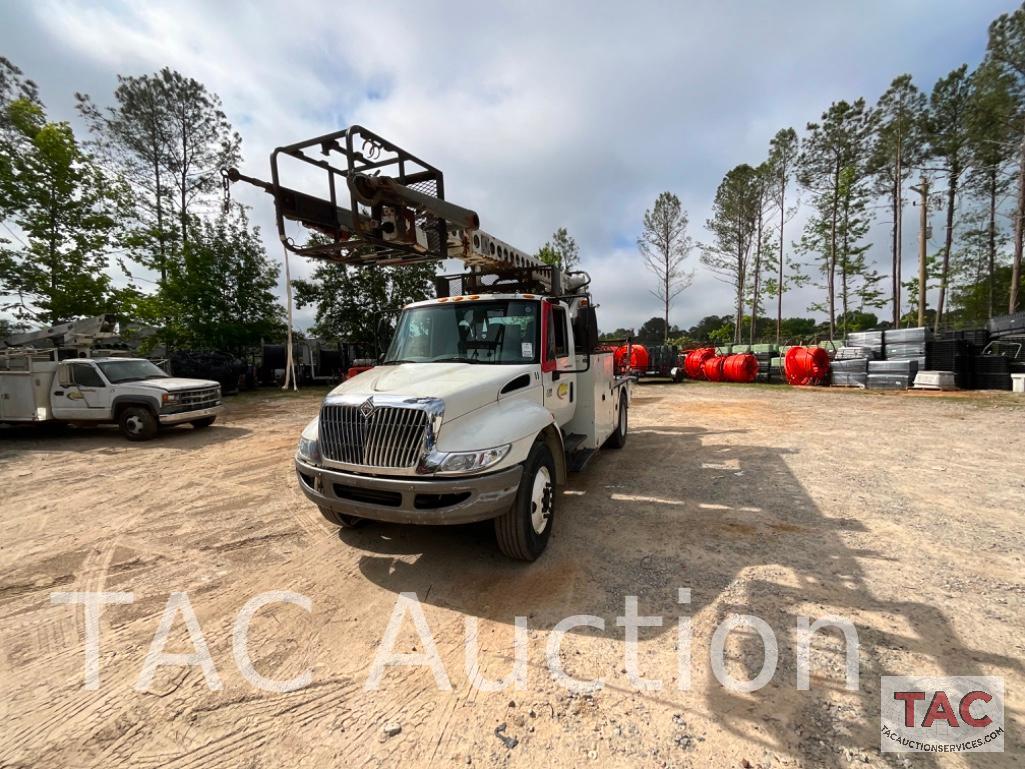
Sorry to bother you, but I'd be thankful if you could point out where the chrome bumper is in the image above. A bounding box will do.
[159,404,223,425]
[295,457,522,525]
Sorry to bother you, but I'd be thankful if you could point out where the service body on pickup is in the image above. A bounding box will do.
[0,352,223,440]
[295,292,631,560]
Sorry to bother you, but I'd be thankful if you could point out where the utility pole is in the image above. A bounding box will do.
[911,176,929,328]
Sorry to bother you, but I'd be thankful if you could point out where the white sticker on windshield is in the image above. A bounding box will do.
[522,342,533,358]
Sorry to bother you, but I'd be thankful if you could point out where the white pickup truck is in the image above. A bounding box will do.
[294,291,632,560]
[0,352,223,440]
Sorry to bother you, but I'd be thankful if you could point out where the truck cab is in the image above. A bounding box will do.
[294,292,631,560]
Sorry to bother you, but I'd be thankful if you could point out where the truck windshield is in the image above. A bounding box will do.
[97,360,170,383]
[384,299,540,365]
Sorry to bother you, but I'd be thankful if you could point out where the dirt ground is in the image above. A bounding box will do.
[1,382,1023,769]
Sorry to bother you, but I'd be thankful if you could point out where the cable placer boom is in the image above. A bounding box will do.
[223,125,558,288]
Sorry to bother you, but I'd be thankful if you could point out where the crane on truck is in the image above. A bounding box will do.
[225,125,632,560]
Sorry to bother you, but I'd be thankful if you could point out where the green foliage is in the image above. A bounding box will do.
[77,67,242,282]
[159,214,284,351]
[599,326,635,341]
[0,98,125,323]
[536,227,580,271]
[293,261,436,353]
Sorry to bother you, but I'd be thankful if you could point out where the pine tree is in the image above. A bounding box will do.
[869,75,927,325]
[701,165,760,343]
[536,227,580,271]
[765,127,799,346]
[797,99,875,339]
[637,192,693,342]
[924,65,974,331]
[77,68,241,283]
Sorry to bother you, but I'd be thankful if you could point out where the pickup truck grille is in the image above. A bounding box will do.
[161,386,221,414]
[320,404,429,469]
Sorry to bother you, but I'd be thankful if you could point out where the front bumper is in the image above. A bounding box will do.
[159,404,223,425]
[295,457,522,525]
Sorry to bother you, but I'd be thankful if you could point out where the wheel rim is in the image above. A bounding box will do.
[126,416,144,434]
[530,466,553,534]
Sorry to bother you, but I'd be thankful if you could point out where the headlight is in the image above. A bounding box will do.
[161,392,179,403]
[434,444,511,475]
[297,435,321,465]
[297,418,321,464]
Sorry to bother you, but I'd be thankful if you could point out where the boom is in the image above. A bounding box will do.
[224,125,562,292]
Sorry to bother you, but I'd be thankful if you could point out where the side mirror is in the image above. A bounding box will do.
[57,363,73,388]
[573,306,599,355]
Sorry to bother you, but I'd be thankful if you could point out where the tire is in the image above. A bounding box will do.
[606,393,628,449]
[317,505,367,529]
[191,416,217,429]
[494,441,556,561]
[119,406,158,441]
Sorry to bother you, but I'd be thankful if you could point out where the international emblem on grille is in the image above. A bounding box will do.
[359,397,374,419]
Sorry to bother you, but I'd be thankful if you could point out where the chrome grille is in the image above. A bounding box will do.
[320,404,429,468]
[179,387,221,407]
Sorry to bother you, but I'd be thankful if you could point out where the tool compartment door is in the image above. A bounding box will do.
[0,372,40,420]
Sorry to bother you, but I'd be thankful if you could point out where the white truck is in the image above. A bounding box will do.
[226,126,632,559]
[1,317,223,440]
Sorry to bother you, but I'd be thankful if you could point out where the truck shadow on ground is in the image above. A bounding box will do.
[338,423,1020,767]
[0,423,250,454]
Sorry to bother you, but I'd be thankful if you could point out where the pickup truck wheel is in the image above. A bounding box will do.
[495,442,555,561]
[191,416,217,429]
[606,394,628,449]
[119,406,158,441]
[317,505,366,529]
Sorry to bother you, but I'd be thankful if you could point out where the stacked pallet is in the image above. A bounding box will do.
[868,359,919,390]
[883,327,930,372]
[973,354,1012,390]
[846,331,884,359]
[751,343,777,383]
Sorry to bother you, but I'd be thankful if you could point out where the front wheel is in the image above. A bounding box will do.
[606,393,628,449]
[119,406,158,441]
[494,441,556,561]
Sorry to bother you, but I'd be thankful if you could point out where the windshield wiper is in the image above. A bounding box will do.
[432,356,481,364]
[381,359,419,365]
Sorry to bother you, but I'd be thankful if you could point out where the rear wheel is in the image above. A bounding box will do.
[606,393,628,449]
[119,406,158,441]
[318,505,367,529]
[494,441,555,561]
[191,416,216,429]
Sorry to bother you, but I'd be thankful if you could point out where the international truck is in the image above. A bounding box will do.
[226,126,633,559]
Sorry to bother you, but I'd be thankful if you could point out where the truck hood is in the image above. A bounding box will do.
[138,377,221,392]
[330,363,535,420]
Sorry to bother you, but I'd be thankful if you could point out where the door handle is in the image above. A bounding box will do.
[53,391,64,396]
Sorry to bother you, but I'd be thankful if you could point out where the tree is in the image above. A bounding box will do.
[77,68,241,283]
[536,227,580,271]
[797,99,874,339]
[701,165,760,343]
[766,127,799,346]
[869,75,927,325]
[637,192,693,342]
[966,60,1018,319]
[160,214,285,351]
[0,98,123,323]
[746,162,775,344]
[925,65,974,331]
[293,262,436,353]
[987,4,1025,312]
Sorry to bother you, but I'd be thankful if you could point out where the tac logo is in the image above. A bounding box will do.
[880,676,1004,753]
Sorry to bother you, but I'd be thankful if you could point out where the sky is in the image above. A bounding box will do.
[0,0,1018,334]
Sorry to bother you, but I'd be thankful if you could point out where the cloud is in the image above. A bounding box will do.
[1,0,1013,334]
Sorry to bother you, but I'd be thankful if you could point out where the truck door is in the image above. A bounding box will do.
[542,302,577,427]
[51,362,111,419]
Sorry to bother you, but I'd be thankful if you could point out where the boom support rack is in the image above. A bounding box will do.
[224,125,561,292]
